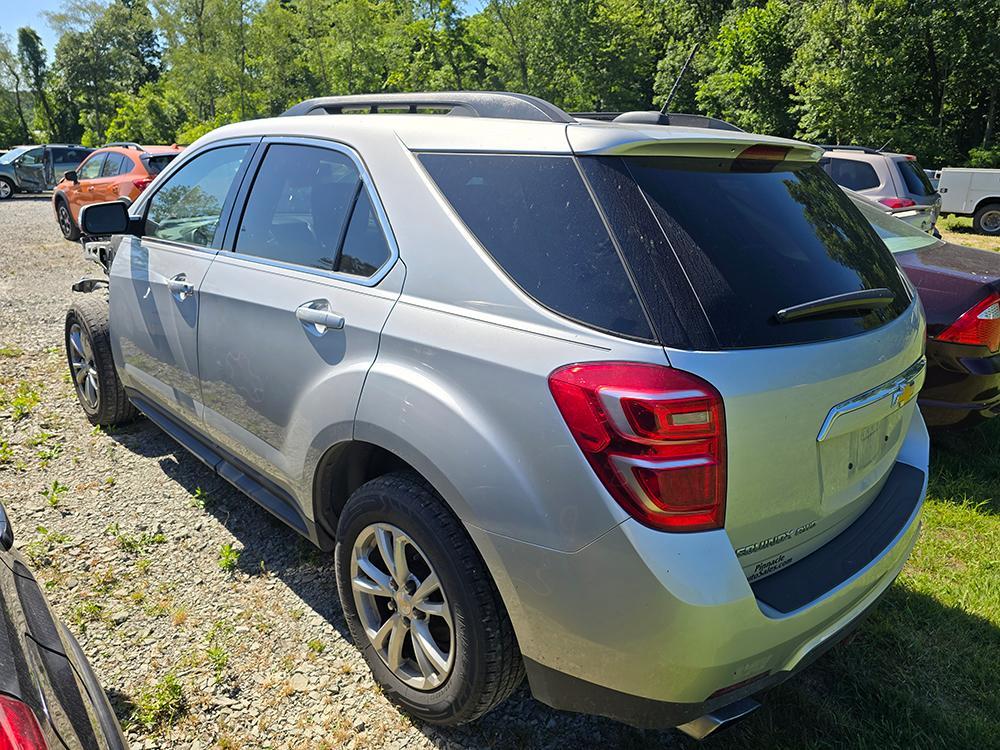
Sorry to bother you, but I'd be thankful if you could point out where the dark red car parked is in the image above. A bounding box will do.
[851,193,1000,427]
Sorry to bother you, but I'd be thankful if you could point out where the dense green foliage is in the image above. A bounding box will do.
[0,0,997,166]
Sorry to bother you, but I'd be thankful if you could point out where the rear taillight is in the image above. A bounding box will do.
[936,292,1000,353]
[0,695,48,749]
[548,362,726,532]
[879,197,916,209]
[132,177,153,192]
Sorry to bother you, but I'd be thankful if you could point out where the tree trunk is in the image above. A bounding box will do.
[984,87,997,149]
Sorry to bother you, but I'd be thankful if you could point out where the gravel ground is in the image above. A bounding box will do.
[0,196,686,750]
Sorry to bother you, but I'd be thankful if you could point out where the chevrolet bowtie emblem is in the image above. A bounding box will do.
[892,380,917,409]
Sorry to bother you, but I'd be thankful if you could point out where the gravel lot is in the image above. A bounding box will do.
[0,197,687,749]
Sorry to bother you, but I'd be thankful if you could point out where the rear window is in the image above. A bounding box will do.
[585,155,911,349]
[145,154,178,175]
[419,153,653,341]
[896,158,935,196]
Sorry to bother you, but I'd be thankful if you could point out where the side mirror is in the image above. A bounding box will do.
[80,201,130,235]
[64,169,78,183]
[0,503,14,551]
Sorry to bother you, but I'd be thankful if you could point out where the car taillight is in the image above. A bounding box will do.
[879,197,916,209]
[548,362,726,532]
[0,695,48,749]
[133,177,153,192]
[936,292,1000,353]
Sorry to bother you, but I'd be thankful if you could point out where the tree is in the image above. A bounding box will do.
[0,33,31,143]
[17,28,58,139]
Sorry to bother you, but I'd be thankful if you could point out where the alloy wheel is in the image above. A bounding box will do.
[0,181,11,199]
[68,323,99,410]
[58,204,74,237]
[350,523,455,690]
[983,209,1000,234]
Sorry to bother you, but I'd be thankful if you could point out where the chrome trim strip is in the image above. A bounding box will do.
[816,357,926,442]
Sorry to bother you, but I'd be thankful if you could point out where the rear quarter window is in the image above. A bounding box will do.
[897,159,936,196]
[419,153,653,341]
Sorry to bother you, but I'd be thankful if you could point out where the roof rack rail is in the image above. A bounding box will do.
[103,141,145,151]
[282,92,575,123]
[818,144,881,154]
[570,111,744,132]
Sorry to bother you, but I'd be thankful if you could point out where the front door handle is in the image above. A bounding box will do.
[166,274,195,301]
[296,301,345,334]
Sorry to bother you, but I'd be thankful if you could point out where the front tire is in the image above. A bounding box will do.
[973,202,1000,235]
[335,472,523,725]
[56,198,80,240]
[0,178,13,200]
[65,298,136,426]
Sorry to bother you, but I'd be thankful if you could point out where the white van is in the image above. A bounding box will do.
[937,167,1000,234]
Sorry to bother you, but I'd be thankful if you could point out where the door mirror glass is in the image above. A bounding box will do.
[80,201,130,235]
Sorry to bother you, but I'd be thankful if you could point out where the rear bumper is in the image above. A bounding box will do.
[470,427,927,728]
[920,340,1000,425]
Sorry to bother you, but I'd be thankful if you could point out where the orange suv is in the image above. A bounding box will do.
[53,143,183,240]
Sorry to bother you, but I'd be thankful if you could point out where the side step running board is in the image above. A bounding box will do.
[676,697,760,740]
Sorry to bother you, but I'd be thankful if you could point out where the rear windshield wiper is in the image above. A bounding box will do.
[774,289,895,323]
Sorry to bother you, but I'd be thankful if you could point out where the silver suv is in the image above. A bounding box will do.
[820,145,941,233]
[66,93,929,739]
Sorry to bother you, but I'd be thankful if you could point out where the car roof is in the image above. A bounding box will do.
[195,111,821,161]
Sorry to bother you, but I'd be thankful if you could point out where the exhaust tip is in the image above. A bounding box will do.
[676,697,760,741]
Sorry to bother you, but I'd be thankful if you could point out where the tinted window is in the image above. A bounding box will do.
[101,153,125,177]
[829,158,880,191]
[77,154,106,180]
[145,154,177,175]
[146,145,250,248]
[897,159,935,196]
[597,156,910,349]
[339,190,391,277]
[58,148,90,166]
[117,154,136,175]
[236,144,366,272]
[419,153,652,340]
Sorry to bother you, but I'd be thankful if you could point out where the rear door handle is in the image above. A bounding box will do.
[296,301,345,334]
[166,274,195,301]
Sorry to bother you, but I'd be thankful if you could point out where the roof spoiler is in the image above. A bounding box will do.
[281,92,575,123]
[571,111,744,132]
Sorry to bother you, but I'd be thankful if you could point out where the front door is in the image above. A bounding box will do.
[13,147,46,191]
[109,141,257,425]
[196,139,401,495]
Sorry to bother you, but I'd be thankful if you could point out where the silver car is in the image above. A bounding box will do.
[66,93,929,739]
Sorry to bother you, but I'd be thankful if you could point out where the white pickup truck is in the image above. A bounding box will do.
[936,167,1000,235]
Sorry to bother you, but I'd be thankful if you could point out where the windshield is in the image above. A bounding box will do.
[897,158,936,196]
[848,194,940,253]
[0,146,33,164]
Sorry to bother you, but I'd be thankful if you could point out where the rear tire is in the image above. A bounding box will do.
[0,178,13,200]
[65,298,136,427]
[973,202,1000,235]
[56,198,80,240]
[334,472,523,725]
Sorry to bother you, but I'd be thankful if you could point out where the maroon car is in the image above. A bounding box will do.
[851,194,1000,427]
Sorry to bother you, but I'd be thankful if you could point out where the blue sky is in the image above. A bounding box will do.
[0,0,489,60]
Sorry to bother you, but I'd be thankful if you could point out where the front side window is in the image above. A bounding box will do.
[829,158,880,191]
[235,143,391,277]
[145,144,250,248]
[419,153,652,340]
[77,154,106,180]
[17,147,43,166]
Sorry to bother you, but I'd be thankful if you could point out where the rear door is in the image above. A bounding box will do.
[109,140,257,425]
[196,138,401,494]
[579,150,925,576]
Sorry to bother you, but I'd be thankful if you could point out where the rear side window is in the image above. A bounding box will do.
[101,153,125,177]
[145,154,177,175]
[419,153,652,341]
[851,196,939,253]
[828,158,880,191]
[897,159,935,196]
[587,155,910,349]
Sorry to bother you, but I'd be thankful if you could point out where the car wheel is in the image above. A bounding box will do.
[57,199,80,241]
[335,472,524,725]
[0,178,13,200]
[973,202,1000,235]
[65,298,137,427]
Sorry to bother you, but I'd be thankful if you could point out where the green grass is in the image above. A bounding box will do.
[128,673,187,732]
[938,215,1000,253]
[693,419,1000,750]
